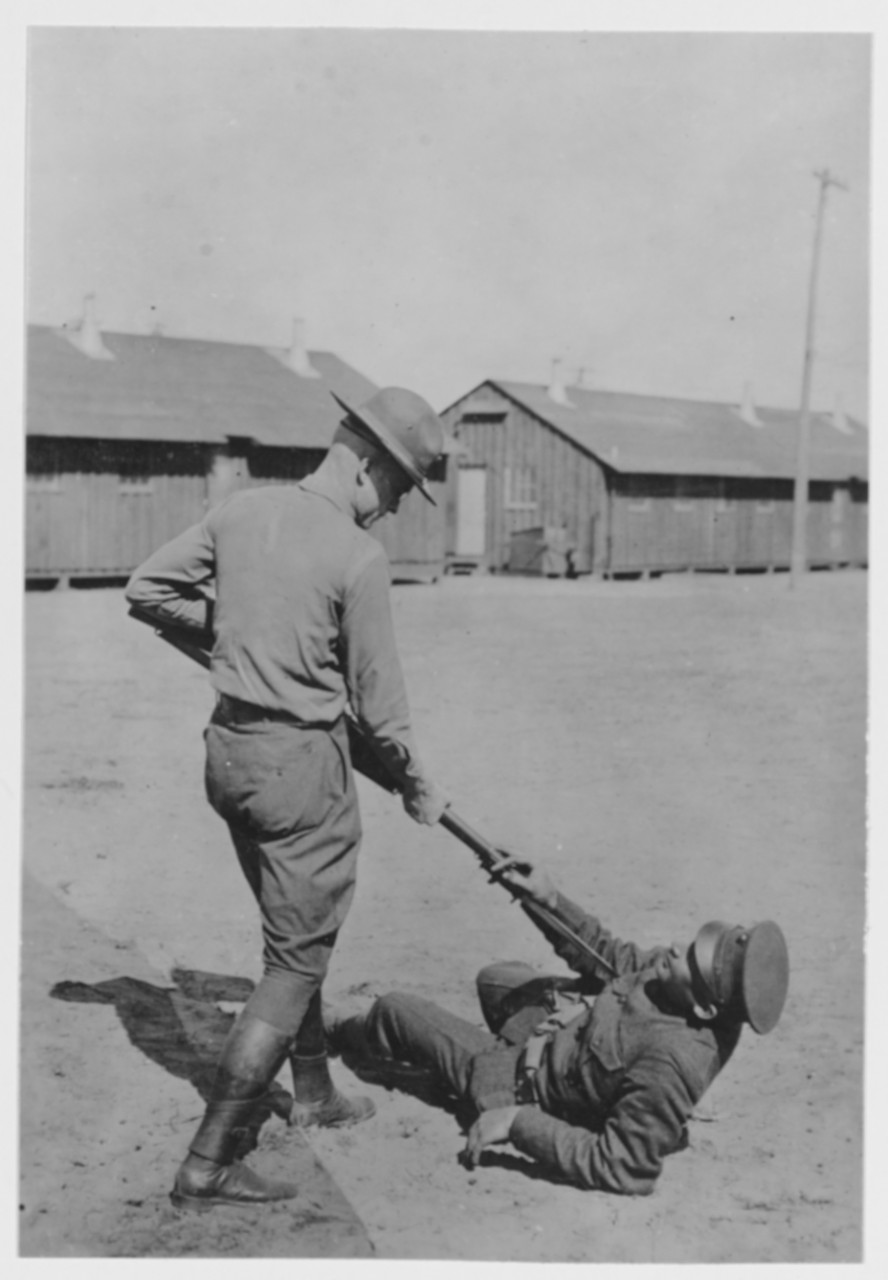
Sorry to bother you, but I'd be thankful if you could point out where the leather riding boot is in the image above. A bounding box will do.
[209,1011,296,1100]
[288,995,375,1128]
[171,1014,299,1209]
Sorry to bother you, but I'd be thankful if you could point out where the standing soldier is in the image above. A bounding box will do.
[126,388,449,1208]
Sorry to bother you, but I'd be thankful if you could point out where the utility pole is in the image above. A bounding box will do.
[790,168,847,587]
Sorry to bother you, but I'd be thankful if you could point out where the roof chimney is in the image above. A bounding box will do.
[547,358,573,408]
[734,381,762,428]
[830,391,853,435]
[67,293,114,361]
[284,317,320,379]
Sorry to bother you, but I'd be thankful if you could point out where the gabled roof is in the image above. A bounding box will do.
[461,380,868,482]
[26,325,380,447]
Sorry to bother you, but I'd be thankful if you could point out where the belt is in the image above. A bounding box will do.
[216,693,316,728]
[515,995,593,1106]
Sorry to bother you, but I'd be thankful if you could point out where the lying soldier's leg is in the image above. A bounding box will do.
[363,992,498,1096]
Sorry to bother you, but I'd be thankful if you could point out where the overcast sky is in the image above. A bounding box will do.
[26,25,870,419]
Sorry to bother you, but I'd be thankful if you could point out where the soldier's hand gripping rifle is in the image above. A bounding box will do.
[129,605,617,979]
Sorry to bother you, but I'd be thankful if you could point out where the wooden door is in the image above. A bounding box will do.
[455,466,487,557]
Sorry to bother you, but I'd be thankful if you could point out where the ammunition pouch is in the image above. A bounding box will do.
[515,994,594,1105]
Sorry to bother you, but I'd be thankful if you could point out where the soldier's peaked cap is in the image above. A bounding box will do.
[692,920,789,1034]
[331,387,445,505]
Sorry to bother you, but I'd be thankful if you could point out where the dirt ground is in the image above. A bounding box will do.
[18,568,867,1262]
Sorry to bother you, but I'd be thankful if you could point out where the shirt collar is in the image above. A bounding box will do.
[299,471,355,519]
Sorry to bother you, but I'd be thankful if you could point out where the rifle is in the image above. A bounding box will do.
[128,604,617,978]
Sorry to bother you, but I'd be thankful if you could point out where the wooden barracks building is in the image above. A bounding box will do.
[26,303,867,585]
[441,362,868,577]
[25,300,452,585]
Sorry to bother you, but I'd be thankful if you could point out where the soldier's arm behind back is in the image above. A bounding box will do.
[125,515,217,634]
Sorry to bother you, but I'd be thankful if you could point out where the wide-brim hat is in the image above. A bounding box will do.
[331,387,445,505]
[692,919,789,1034]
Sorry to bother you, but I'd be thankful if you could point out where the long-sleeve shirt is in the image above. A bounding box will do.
[505,894,742,1195]
[125,474,428,793]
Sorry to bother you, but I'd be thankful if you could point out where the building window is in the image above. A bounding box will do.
[504,466,538,510]
[716,497,736,512]
[454,409,506,440]
[118,475,154,494]
[27,473,64,493]
[627,498,651,512]
[459,408,507,425]
[756,500,775,514]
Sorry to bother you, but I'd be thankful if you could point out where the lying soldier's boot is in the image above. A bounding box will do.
[324,1010,373,1059]
[288,1051,376,1129]
[171,1099,299,1209]
[289,1088,377,1129]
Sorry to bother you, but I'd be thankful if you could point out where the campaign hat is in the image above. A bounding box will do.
[691,920,789,1034]
[331,387,444,504]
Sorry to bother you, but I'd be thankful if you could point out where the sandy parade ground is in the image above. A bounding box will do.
[17,567,868,1263]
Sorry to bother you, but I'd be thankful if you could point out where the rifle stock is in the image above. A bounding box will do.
[129,606,616,978]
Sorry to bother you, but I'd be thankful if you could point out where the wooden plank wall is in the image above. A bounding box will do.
[848,487,869,564]
[26,438,209,577]
[26,472,208,575]
[443,388,607,572]
[608,477,867,573]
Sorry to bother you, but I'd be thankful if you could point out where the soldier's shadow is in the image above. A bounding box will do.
[49,968,292,1156]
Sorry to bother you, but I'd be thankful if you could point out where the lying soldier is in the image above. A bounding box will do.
[328,856,789,1196]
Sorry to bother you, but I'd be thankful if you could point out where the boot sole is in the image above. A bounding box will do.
[170,1190,297,1211]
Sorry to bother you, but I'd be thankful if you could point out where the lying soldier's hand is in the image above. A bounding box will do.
[496,850,559,909]
[462,1106,521,1168]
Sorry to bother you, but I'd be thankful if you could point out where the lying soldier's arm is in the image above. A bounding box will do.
[503,857,656,981]
[506,1055,696,1195]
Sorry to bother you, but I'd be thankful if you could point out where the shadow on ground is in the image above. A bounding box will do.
[50,968,292,1154]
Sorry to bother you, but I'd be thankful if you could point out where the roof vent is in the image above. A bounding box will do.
[733,381,763,428]
[284,318,320,379]
[64,293,115,361]
[547,358,574,408]
[829,392,854,435]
